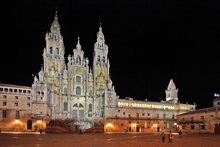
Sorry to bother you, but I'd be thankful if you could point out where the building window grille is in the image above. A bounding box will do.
[23,90,26,93]
[5,88,8,92]
[9,89,13,92]
[14,89,17,92]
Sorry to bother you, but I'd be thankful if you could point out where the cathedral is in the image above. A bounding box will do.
[0,11,195,132]
[32,11,117,121]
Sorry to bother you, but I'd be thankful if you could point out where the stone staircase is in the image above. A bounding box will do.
[85,126,104,133]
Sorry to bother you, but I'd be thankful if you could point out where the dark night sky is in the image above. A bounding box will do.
[1,0,220,109]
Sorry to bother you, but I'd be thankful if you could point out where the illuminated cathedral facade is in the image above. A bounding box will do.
[0,11,195,132]
[32,11,118,121]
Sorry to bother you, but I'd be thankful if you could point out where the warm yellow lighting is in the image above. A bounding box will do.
[37,120,42,124]
[152,124,157,127]
[106,123,113,127]
[132,123,136,127]
[174,123,177,125]
[15,120,19,124]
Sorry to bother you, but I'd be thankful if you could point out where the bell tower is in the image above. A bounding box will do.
[43,10,65,81]
[165,79,179,104]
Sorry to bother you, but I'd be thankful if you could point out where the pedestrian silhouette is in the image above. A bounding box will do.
[161,132,165,142]
[168,133,173,143]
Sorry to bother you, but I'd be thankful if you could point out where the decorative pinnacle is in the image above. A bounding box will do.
[99,22,102,31]
[76,37,81,49]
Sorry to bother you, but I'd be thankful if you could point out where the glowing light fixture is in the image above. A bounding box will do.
[106,123,113,127]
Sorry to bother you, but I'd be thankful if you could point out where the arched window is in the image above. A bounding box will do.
[77,56,81,64]
[89,90,93,97]
[103,56,105,62]
[88,104,92,112]
[50,47,53,54]
[76,87,81,95]
[79,103,84,108]
[98,55,100,62]
[56,48,59,55]
[73,103,78,108]
[76,76,81,83]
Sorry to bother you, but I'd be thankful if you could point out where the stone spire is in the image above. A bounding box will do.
[97,22,105,43]
[167,79,176,90]
[165,79,178,103]
[50,10,61,34]
[76,37,81,50]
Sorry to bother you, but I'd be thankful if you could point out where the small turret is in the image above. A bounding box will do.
[165,79,178,104]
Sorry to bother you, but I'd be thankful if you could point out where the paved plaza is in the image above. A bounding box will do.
[0,132,220,147]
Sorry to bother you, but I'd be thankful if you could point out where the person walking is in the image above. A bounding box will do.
[161,132,165,142]
[168,133,173,143]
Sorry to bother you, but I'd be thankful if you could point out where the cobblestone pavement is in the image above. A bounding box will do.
[0,132,220,147]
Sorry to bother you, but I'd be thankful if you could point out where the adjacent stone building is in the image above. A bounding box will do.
[177,98,220,134]
[0,11,195,132]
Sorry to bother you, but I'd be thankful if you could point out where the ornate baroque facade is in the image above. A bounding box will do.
[0,11,196,132]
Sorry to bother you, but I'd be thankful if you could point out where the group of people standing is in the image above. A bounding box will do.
[161,130,181,143]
